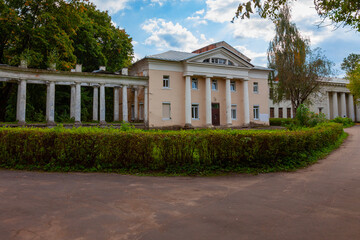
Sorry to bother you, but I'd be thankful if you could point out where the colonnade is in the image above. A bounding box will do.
[15,79,148,125]
[328,91,355,121]
[184,75,250,127]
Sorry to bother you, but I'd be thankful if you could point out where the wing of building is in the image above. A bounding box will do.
[130,41,272,128]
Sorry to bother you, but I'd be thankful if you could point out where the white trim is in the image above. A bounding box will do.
[191,103,200,120]
[253,105,260,120]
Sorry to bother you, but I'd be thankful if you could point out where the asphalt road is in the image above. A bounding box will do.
[0,126,359,240]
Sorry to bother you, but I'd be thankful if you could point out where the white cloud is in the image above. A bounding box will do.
[230,17,275,41]
[195,9,205,15]
[235,45,267,60]
[149,0,167,6]
[91,0,131,14]
[204,0,238,23]
[141,18,214,52]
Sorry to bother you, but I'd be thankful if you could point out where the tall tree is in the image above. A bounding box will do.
[268,5,332,116]
[234,0,360,31]
[341,53,360,73]
[346,63,360,101]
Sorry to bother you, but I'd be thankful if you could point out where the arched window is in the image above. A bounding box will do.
[203,58,210,63]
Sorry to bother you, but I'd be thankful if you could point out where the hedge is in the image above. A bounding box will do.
[270,118,295,126]
[0,123,344,173]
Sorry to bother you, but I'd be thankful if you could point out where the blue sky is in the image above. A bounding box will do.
[92,0,359,77]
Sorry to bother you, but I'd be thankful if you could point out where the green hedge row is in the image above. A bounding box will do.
[0,123,343,173]
[270,118,295,126]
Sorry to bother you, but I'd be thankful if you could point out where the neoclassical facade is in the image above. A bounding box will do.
[131,41,272,128]
[269,78,360,121]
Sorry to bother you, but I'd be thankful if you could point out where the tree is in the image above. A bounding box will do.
[268,5,333,117]
[346,63,360,101]
[341,53,360,73]
[234,0,360,31]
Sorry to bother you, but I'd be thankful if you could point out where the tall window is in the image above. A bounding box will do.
[230,81,236,92]
[253,105,259,120]
[131,104,135,120]
[192,104,199,119]
[270,107,275,118]
[287,108,291,118]
[192,78,198,89]
[139,103,144,120]
[163,75,169,88]
[278,107,283,118]
[162,102,171,120]
[253,82,258,93]
[231,105,237,120]
[212,80,218,90]
[319,107,323,113]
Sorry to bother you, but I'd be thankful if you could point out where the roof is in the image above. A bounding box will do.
[146,50,198,61]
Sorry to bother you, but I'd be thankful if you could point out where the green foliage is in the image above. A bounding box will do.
[290,104,328,128]
[0,123,344,174]
[341,54,360,73]
[331,117,355,128]
[346,63,360,101]
[269,118,294,126]
[268,6,333,116]
[234,0,360,31]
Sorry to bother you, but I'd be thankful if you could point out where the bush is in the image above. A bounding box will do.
[269,118,294,126]
[291,104,328,128]
[0,123,344,174]
[331,117,354,128]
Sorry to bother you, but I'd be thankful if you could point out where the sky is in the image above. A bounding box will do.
[91,0,359,77]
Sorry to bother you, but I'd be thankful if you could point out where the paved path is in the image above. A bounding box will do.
[1,126,360,240]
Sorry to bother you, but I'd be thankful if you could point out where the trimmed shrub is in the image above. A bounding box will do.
[331,117,354,128]
[0,123,344,173]
[270,118,294,126]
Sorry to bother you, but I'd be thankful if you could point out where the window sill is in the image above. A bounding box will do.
[162,88,171,90]
[192,88,199,91]
[162,118,171,121]
[192,118,200,120]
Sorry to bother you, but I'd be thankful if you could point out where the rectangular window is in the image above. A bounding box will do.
[192,78,198,89]
[162,102,171,120]
[163,75,169,88]
[139,103,144,120]
[319,107,323,113]
[212,80,218,91]
[231,105,237,120]
[287,108,291,118]
[192,104,199,119]
[278,107,283,118]
[253,105,259,120]
[270,107,275,118]
[131,104,135,120]
[253,82,258,93]
[230,81,236,92]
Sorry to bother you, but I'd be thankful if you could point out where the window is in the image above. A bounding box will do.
[253,106,259,120]
[211,58,226,64]
[287,108,291,118]
[278,107,283,118]
[131,104,135,120]
[192,104,199,119]
[163,75,169,88]
[203,58,210,63]
[139,103,144,120]
[230,81,236,92]
[231,105,237,120]
[162,103,171,120]
[319,107,323,113]
[192,78,198,89]
[253,82,258,93]
[228,60,234,66]
[212,80,218,91]
[270,107,275,118]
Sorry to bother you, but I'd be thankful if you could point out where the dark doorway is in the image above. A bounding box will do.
[212,103,220,126]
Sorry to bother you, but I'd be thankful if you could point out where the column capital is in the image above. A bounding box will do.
[121,84,129,87]
[205,75,213,79]
[92,84,100,88]
[242,77,250,81]
[99,83,105,86]
[226,76,233,80]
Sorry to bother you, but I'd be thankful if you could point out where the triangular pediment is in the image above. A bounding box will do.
[185,47,253,68]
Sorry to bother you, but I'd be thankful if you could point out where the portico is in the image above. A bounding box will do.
[0,65,149,125]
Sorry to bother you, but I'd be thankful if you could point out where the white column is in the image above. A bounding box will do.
[46,81,55,124]
[332,92,339,118]
[122,85,128,122]
[99,84,106,124]
[226,78,232,126]
[340,92,347,118]
[205,76,212,126]
[356,103,360,123]
[144,86,148,126]
[16,79,27,124]
[326,91,331,119]
[185,75,191,127]
[70,84,76,119]
[134,87,138,121]
[348,94,355,121]
[243,79,250,125]
[92,85,99,121]
[113,87,120,122]
[75,82,81,123]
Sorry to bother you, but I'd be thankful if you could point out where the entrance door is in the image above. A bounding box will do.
[212,103,220,126]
